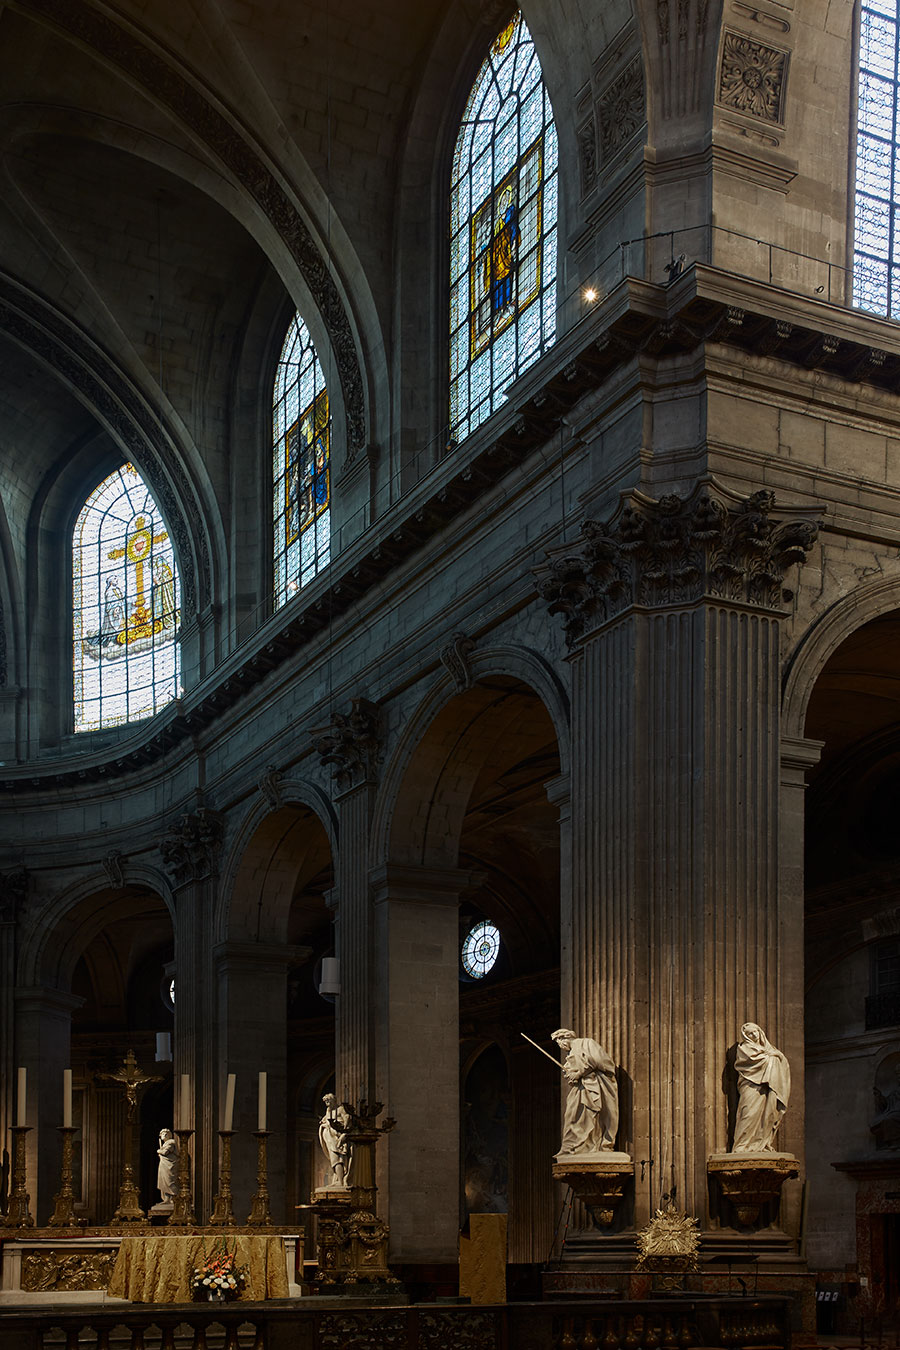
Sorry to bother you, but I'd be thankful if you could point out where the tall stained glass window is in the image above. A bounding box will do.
[73,464,181,733]
[854,0,900,316]
[273,312,330,606]
[450,11,558,444]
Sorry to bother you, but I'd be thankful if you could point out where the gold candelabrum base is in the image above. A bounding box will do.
[247,1130,273,1226]
[168,1129,197,1226]
[209,1130,236,1226]
[3,1126,34,1228]
[48,1126,80,1227]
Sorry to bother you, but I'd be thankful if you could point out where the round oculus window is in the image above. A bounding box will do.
[461,920,500,979]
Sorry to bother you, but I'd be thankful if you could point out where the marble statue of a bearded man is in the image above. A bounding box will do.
[552,1028,619,1155]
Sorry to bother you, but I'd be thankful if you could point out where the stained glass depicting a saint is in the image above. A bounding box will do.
[73,464,181,732]
[450,12,558,442]
[273,312,330,606]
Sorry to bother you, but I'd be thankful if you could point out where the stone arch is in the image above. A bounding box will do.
[782,577,900,740]
[373,643,569,870]
[217,778,338,947]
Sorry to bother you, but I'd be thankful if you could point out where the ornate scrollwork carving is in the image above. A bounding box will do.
[534,484,822,645]
[22,1251,116,1291]
[312,698,381,793]
[102,851,125,888]
[719,31,788,124]
[158,807,225,884]
[258,765,284,810]
[598,59,644,161]
[419,1312,500,1350]
[440,633,477,693]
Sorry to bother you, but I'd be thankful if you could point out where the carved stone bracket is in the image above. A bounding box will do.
[312,698,381,794]
[258,766,284,810]
[552,1155,633,1228]
[102,851,125,889]
[534,482,822,646]
[0,868,28,924]
[158,808,225,885]
[440,632,476,692]
[708,1153,799,1227]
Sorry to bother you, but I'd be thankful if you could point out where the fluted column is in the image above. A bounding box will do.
[371,863,480,1263]
[158,808,224,1218]
[536,482,822,1236]
[0,871,25,1216]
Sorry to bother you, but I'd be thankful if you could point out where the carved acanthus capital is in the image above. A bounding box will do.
[534,484,822,645]
[258,766,284,810]
[0,868,27,923]
[158,808,225,885]
[312,698,381,793]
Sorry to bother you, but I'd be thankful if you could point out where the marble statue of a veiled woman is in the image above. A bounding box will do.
[318,1093,352,1187]
[552,1028,619,1155]
[732,1023,791,1152]
[156,1128,179,1201]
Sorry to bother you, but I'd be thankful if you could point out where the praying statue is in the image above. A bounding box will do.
[318,1093,352,1187]
[731,1022,791,1153]
[156,1127,179,1202]
[551,1028,619,1156]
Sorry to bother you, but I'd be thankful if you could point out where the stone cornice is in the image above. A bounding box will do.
[1,267,896,794]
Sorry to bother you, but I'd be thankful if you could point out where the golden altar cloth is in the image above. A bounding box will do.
[107,1234,289,1303]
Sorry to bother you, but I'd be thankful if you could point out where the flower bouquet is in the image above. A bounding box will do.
[190,1239,248,1301]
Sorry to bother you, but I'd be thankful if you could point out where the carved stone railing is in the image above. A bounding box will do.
[0,1295,792,1350]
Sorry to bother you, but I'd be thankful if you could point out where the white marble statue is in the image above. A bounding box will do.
[552,1028,619,1155]
[732,1022,791,1152]
[156,1127,179,1201]
[318,1093,352,1187]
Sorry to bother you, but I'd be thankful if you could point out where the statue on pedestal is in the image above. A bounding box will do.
[732,1022,790,1153]
[551,1027,619,1155]
[156,1128,179,1203]
[318,1094,352,1187]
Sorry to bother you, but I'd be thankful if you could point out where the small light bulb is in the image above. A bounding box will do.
[583,287,598,304]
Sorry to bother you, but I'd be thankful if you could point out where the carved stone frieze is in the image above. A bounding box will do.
[719,31,788,124]
[258,765,284,810]
[312,698,381,793]
[440,633,477,693]
[158,808,225,884]
[598,59,644,161]
[18,0,365,450]
[102,851,125,888]
[419,1311,500,1349]
[319,1310,406,1349]
[0,868,27,923]
[534,484,822,645]
[22,1251,116,1291]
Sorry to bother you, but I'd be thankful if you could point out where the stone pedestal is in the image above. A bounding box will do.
[552,1152,633,1227]
[708,1152,799,1227]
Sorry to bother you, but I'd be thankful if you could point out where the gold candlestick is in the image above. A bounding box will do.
[168,1128,197,1226]
[209,1130,236,1225]
[3,1126,34,1228]
[247,1129,273,1226]
[48,1125,80,1227]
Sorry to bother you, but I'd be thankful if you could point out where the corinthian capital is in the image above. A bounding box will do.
[534,482,822,645]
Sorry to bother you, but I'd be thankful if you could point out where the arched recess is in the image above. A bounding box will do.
[371,646,568,1266]
[17,874,174,1224]
[216,785,337,1220]
[791,593,900,1307]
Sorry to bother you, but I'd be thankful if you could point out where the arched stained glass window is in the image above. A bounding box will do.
[73,464,181,733]
[273,312,330,607]
[450,11,558,443]
[854,0,900,316]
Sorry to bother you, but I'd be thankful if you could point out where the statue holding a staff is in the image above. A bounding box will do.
[523,1028,619,1156]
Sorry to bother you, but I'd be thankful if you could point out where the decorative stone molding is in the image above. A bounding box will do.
[718,31,788,124]
[102,851,125,888]
[578,116,598,196]
[534,483,822,645]
[551,1156,633,1227]
[598,59,644,161]
[258,766,284,810]
[439,632,476,692]
[18,0,365,451]
[312,698,381,793]
[0,596,6,687]
[708,1153,799,1227]
[158,808,225,884]
[0,868,27,923]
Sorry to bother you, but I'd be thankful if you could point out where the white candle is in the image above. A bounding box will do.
[155,1032,171,1062]
[63,1069,72,1128]
[16,1067,26,1127]
[224,1073,236,1132]
[258,1072,267,1131]
[180,1073,190,1130]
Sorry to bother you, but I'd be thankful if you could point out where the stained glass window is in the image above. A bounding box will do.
[461,920,501,979]
[854,1,900,316]
[273,312,330,606]
[73,464,181,733]
[450,12,558,443]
